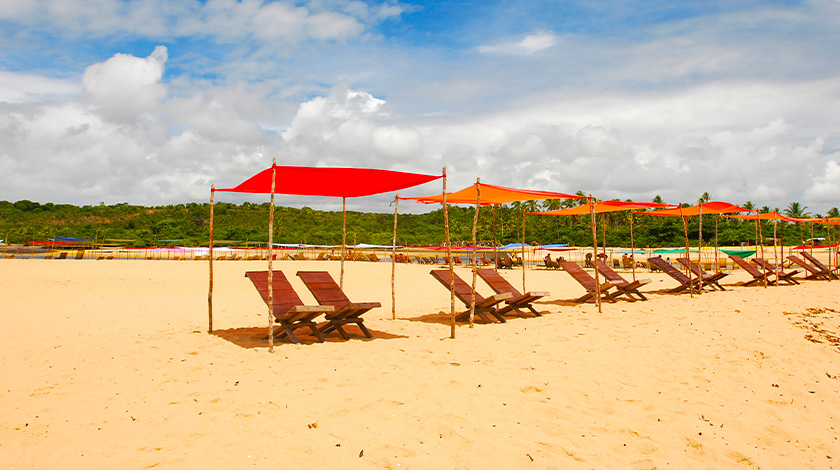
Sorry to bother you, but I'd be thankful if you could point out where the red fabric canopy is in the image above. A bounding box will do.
[216,165,442,198]
[642,201,746,217]
[401,182,583,206]
[528,200,674,216]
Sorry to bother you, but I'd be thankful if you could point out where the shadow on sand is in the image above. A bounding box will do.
[212,324,407,349]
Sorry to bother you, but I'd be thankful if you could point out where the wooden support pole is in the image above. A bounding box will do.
[715,214,719,272]
[208,185,215,333]
[341,197,346,289]
[589,196,601,313]
[442,167,455,339]
[521,208,526,294]
[470,179,480,327]
[391,194,399,320]
[493,205,498,270]
[773,218,779,286]
[680,205,693,297]
[697,201,703,295]
[630,211,636,281]
[757,215,766,288]
[267,160,277,353]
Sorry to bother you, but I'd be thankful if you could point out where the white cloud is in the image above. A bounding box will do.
[0,72,79,103]
[477,31,558,55]
[82,46,168,121]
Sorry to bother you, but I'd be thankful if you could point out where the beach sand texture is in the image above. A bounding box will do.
[1,259,839,469]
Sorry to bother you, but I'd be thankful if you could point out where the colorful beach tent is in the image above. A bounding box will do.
[211,163,443,351]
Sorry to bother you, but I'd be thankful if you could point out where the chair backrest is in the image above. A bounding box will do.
[752,258,776,270]
[800,251,830,271]
[676,258,704,276]
[729,254,763,277]
[430,269,485,305]
[558,261,597,290]
[296,271,350,309]
[787,255,819,274]
[647,256,691,284]
[476,268,522,298]
[245,271,304,318]
[595,260,626,285]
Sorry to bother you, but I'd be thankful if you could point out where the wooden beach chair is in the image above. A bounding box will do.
[429,270,511,323]
[558,261,621,303]
[799,251,840,279]
[728,254,774,286]
[244,271,333,343]
[751,258,800,285]
[367,253,381,262]
[296,271,381,340]
[594,260,651,301]
[676,258,729,291]
[476,268,548,317]
[543,255,561,270]
[646,256,702,293]
[786,255,831,280]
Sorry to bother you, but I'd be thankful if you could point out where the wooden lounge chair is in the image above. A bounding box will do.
[429,269,511,323]
[497,257,514,269]
[296,271,381,339]
[480,257,491,266]
[751,258,800,285]
[799,251,840,279]
[594,260,651,301]
[367,253,381,262]
[646,256,702,293]
[476,268,548,317]
[558,261,621,303]
[543,255,561,270]
[244,271,333,343]
[676,258,729,291]
[728,254,774,286]
[787,255,832,280]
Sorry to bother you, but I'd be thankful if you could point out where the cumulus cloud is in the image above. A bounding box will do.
[82,46,168,121]
[0,72,79,103]
[477,31,558,55]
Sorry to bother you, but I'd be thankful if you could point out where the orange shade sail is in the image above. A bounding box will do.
[528,200,674,216]
[401,182,584,206]
[642,201,746,217]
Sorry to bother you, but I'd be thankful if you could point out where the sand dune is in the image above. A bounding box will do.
[1,259,838,469]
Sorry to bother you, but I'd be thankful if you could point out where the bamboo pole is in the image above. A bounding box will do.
[470,179,481,327]
[589,196,601,313]
[679,205,693,297]
[773,218,779,286]
[442,167,455,339]
[208,185,215,333]
[340,197,346,289]
[601,213,606,257]
[391,193,399,320]
[493,205,498,270]
[697,201,703,295]
[757,215,766,288]
[521,208,526,293]
[267,161,277,353]
[715,214,719,271]
[630,211,636,281]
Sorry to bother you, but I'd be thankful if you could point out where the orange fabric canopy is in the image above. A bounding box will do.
[724,212,815,223]
[401,182,583,206]
[643,201,745,217]
[528,200,674,216]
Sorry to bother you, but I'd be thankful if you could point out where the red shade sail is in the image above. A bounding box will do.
[401,182,584,206]
[528,200,674,216]
[642,201,746,217]
[216,165,442,197]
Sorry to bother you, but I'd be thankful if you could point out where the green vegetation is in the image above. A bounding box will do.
[1,198,837,248]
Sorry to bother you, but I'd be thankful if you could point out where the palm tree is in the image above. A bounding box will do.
[828,207,840,218]
[698,192,711,204]
[652,195,664,204]
[783,202,810,245]
[742,201,755,211]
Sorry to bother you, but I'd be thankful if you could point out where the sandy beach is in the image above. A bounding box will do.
[2,258,839,469]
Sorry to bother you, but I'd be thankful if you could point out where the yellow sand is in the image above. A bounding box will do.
[1,259,839,469]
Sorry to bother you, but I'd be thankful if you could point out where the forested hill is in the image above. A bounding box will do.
[0,199,836,248]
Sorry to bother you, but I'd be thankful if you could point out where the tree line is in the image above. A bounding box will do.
[1,196,837,248]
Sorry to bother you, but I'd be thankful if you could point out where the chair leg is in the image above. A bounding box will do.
[356,321,373,338]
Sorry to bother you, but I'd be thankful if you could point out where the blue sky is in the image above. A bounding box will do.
[1,0,839,214]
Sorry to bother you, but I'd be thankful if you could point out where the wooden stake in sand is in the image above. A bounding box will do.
[470,178,481,327]
[391,193,399,320]
[697,201,704,295]
[267,161,277,353]
[589,195,601,313]
[773,218,779,286]
[679,205,693,298]
[715,214,720,272]
[630,211,636,281]
[341,197,347,289]
[493,205,498,270]
[442,167,455,339]
[757,215,767,288]
[208,185,215,333]
[521,208,526,294]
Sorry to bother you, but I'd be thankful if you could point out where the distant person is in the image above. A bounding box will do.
[585,252,593,268]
